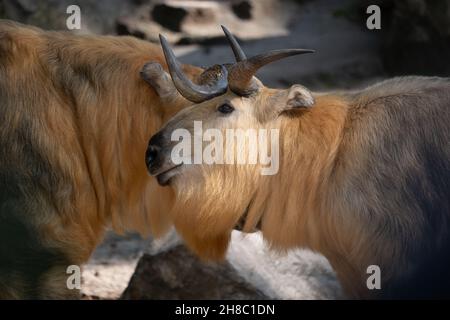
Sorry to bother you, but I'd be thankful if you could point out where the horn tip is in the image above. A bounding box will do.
[292,48,316,55]
[294,49,315,54]
[159,34,168,43]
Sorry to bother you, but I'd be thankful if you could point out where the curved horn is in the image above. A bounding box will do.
[221,25,246,62]
[228,48,315,96]
[159,35,228,103]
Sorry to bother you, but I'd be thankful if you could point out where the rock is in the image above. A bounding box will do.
[151,3,190,33]
[84,229,342,300]
[173,0,385,90]
[231,1,253,20]
[0,0,136,34]
[116,0,293,44]
[82,232,151,300]
[121,244,268,300]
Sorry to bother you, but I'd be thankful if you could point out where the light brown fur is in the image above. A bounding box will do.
[0,20,199,298]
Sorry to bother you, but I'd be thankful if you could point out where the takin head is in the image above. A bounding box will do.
[145,27,317,259]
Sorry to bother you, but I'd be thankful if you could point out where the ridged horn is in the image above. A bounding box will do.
[228,48,315,95]
[159,34,228,103]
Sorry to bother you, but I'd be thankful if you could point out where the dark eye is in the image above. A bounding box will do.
[217,103,235,114]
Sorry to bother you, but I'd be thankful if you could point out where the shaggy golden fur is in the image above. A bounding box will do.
[0,20,199,298]
[152,76,450,298]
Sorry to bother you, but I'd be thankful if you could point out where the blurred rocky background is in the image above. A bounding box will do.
[1,0,448,299]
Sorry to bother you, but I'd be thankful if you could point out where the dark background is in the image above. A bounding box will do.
[1,0,449,91]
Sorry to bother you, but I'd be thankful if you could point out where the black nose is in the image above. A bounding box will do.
[146,132,164,173]
[145,145,160,169]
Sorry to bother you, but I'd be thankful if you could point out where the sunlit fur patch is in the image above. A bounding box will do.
[170,151,262,259]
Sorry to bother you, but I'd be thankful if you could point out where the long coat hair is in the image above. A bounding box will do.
[0,20,198,298]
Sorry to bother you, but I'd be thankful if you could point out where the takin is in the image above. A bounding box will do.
[146,27,450,299]
[0,20,202,299]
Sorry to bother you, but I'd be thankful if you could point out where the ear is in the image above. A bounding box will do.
[285,84,314,110]
[140,62,177,100]
[257,85,314,122]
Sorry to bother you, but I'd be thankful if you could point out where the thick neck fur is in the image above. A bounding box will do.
[246,94,349,248]
[244,94,374,296]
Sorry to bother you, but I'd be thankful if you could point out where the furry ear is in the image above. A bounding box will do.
[285,84,314,110]
[140,62,177,100]
[257,84,314,122]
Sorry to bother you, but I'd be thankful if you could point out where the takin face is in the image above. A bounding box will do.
[0,20,201,299]
[148,27,450,299]
[146,85,317,260]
